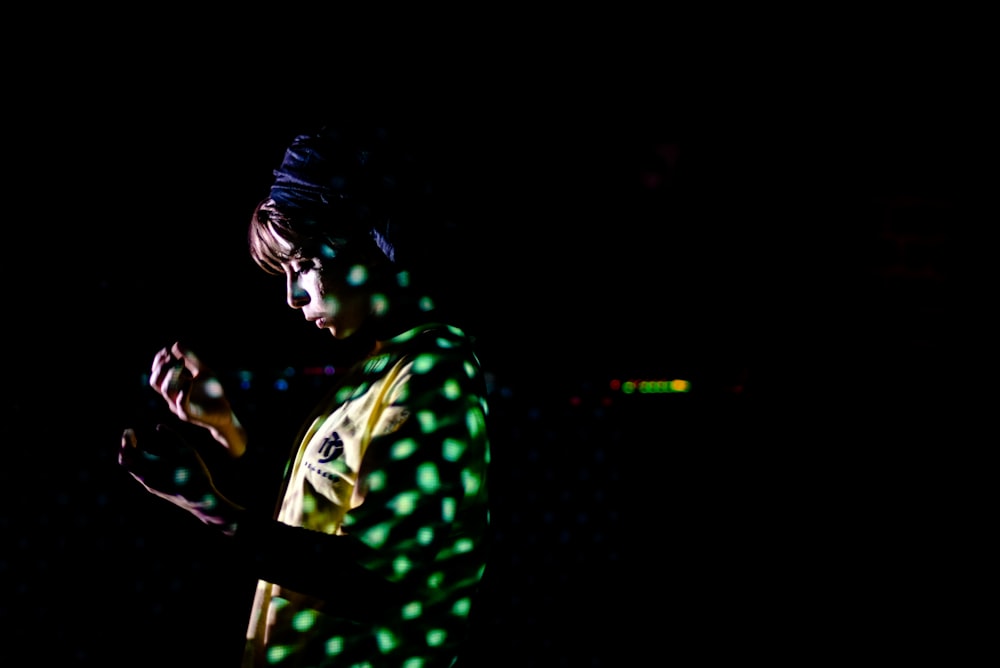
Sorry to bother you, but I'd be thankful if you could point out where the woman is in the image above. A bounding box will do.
[119,126,491,667]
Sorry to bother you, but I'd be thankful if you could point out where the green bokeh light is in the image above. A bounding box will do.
[416,463,440,493]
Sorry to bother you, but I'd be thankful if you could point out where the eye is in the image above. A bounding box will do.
[291,258,317,274]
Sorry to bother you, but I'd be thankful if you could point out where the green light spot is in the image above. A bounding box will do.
[412,354,437,374]
[362,523,391,548]
[347,264,368,286]
[393,555,413,577]
[453,537,474,554]
[376,627,400,653]
[321,295,342,315]
[417,410,437,433]
[442,497,456,522]
[368,470,386,491]
[391,438,418,460]
[364,355,389,374]
[442,378,461,399]
[396,270,411,287]
[302,495,317,514]
[266,645,292,664]
[292,609,318,632]
[465,408,485,438]
[417,462,440,493]
[443,438,466,462]
[390,491,420,516]
[418,295,435,312]
[403,658,426,668]
[435,336,457,349]
[349,382,372,400]
[370,293,389,315]
[417,526,435,545]
[402,601,423,620]
[427,571,444,588]
[426,628,447,647]
[173,467,190,485]
[393,328,419,344]
[461,468,482,495]
[451,597,472,616]
[335,384,357,402]
[324,635,344,656]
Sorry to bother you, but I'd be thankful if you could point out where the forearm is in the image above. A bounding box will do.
[207,415,247,458]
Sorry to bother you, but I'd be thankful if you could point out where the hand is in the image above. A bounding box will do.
[149,342,246,457]
[119,424,243,535]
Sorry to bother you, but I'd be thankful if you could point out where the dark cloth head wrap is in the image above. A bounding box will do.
[269,126,430,263]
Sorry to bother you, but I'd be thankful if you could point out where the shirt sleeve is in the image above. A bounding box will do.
[342,333,491,597]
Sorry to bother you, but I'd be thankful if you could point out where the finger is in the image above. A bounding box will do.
[149,347,180,388]
[153,367,190,410]
[172,341,206,376]
[150,346,192,402]
[119,428,138,467]
[154,422,176,436]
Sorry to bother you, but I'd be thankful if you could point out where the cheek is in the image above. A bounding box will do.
[304,275,327,301]
[317,274,365,315]
[320,293,345,314]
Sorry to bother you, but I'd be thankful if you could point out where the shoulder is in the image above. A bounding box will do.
[387,323,478,359]
[383,324,486,390]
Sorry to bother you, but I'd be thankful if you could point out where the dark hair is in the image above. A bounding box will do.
[252,125,437,273]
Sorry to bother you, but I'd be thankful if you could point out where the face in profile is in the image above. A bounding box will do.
[280,243,383,340]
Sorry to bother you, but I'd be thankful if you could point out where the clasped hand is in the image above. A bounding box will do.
[148,342,246,457]
[118,342,245,535]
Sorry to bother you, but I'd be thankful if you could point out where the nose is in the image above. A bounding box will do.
[285,273,309,309]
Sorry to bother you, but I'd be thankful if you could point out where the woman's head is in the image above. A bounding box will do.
[252,125,435,269]
[249,126,439,341]
[249,198,399,340]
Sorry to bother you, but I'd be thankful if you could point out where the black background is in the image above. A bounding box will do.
[1,33,988,666]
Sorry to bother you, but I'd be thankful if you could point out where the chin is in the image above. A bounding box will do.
[329,327,357,340]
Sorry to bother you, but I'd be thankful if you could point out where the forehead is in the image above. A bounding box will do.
[286,236,356,263]
[273,226,352,255]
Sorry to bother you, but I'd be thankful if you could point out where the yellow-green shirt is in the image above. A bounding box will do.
[243,324,490,667]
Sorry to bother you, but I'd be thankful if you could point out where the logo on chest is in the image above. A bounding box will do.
[316,432,345,464]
